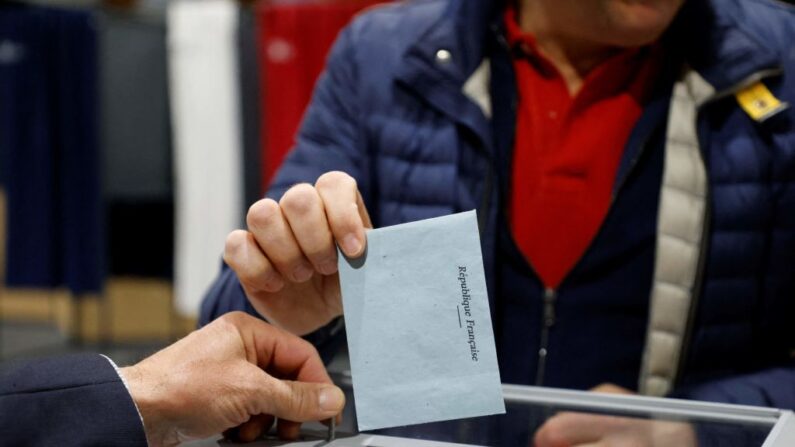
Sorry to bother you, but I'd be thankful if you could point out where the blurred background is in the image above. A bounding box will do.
[0,0,386,366]
[3,0,794,367]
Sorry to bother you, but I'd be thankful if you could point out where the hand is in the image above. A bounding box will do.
[224,171,372,335]
[533,384,697,447]
[119,312,345,447]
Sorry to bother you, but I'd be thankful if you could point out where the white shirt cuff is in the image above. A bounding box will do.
[100,354,146,430]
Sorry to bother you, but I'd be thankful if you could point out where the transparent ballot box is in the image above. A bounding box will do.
[187,373,795,447]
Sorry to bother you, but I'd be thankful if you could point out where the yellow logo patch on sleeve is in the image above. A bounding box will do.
[735,81,789,122]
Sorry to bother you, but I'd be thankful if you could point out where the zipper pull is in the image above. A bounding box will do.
[536,287,558,386]
[543,287,556,328]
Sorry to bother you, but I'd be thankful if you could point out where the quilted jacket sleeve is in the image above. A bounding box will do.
[669,365,795,445]
[0,353,147,446]
[671,364,795,410]
[199,23,367,362]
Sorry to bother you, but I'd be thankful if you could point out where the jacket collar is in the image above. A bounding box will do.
[394,0,783,142]
[393,0,503,153]
[667,0,781,93]
[399,0,502,84]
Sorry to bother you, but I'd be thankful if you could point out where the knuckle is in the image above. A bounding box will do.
[302,238,335,260]
[242,265,281,292]
[279,183,318,216]
[225,311,249,323]
[299,337,320,358]
[233,263,258,284]
[323,210,359,236]
[333,210,360,234]
[223,230,248,261]
[264,250,302,278]
[247,199,280,231]
[215,311,246,331]
[289,384,313,419]
[315,170,356,193]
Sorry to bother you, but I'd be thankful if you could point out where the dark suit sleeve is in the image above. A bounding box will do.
[0,353,148,446]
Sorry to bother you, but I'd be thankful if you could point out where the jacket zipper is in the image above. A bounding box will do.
[535,287,557,385]
[529,69,782,387]
[487,22,561,383]
[532,121,664,386]
[492,20,670,387]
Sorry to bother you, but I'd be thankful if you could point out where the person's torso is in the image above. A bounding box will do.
[300,0,795,392]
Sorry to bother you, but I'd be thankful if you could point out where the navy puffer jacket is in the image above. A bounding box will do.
[202,0,795,411]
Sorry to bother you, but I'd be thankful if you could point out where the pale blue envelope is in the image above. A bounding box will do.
[338,210,505,431]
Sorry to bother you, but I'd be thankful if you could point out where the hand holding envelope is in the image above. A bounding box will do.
[338,211,506,430]
[224,174,506,431]
[224,171,372,336]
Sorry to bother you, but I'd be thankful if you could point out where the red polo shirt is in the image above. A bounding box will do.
[505,8,662,288]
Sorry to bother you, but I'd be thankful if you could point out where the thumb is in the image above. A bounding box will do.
[256,373,345,422]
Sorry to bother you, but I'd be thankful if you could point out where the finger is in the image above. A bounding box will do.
[222,426,240,442]
[534,413,614,447]
[279,183,338,276]
[277,419,301,441]
[237,414,274,442]
[356,189,373,228]
[321,412,343,425]
[247,198,314,283]
[223,313,345,421]
[315,171,369,258]
[221,312,332,383]
[258,375,345,423]
[590,383,634,395]
[224,230,284,293]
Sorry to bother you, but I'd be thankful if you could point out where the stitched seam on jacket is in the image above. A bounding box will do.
[0,379,120,397]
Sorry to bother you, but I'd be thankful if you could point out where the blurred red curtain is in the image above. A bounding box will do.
[257,0,388,191]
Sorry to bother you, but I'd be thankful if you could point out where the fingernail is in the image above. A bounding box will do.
[318,386,345,412]
[293,264,313,282]
[318,259,338,276]
[342,234,362,256]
